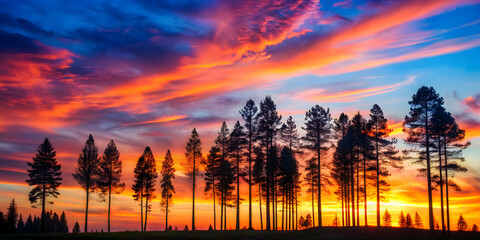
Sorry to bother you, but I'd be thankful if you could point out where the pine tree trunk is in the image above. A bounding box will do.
[376,133,380,227]
[346,174,350,226]
[444,137,450,232]
[438,138,445,231]
[356,151,360,225]
[282,188,285,230]
[317,139,322,227]
[273,177,277,230]
[295,190,298,230]
[85,185,89,233]
[41,177,46,234]
[213,183,216,230]
[259,184,263,230]
[236,151,240,230]
[224,201,227,230]
[312,177,315,227]
[351,158,356,226]
[192,148,196,231]
[363,152,367,226]
[165,192,169,231]
[425,105,434,231]
[341,179,345,227]
[249,129,253,230]
[144,194,148,231]
[108,184,112,232]
[221,188,224,230]
[266,133,271,231]
[140,183,143,232]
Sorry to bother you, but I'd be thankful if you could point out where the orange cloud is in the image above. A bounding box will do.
[389,121,405,136]
[124,115,187,126]
[463,95,480,113]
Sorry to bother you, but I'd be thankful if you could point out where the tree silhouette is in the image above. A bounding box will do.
[431,106,469,232]
[457,214,468,231]
[382,209,392,227]
[403,86,444,230]
[333,113,350,226]
[59,212,68,233]
[405,213,414,228]
[302,105,332,227]
[73,134,101,233]
[471,224,478,232]
[216,121,230,162]
[142,147,158,231]
[304,156,318,227]
[16,214,24,233]
[398,211,406,228]
[182,128,203,231]
[255,96,282,230]
[229,121,247,230]
[160,150,176,231]
[23,215,32,233]
[332,214,340,227]
[414,211,423,228]
[279,116,301,231]
[203,146,221,230]
[299,214,312,229]
[6,199,18,234]
[26,210,68,233]
[240,99,258,230]
[217,157,235,230]
[0,212,5,234]
[434,215,440,230]
[72,222,80,233]
[279,147,299,230]
[252,146,265,230]
[368,104,400,227]
[132,155,146,231]
[281,116,300,152]
[431,106,448,231]
[267,144,281,230]
[351,112,373,226]
[97,139,125,232]
[26,138,62,233]
[214,122,230,230]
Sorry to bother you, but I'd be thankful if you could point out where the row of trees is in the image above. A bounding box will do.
[0,199,69,234]
[24,86,469,232]
[380,209,477,232]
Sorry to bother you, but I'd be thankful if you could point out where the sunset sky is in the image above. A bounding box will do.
[1,0,480,232]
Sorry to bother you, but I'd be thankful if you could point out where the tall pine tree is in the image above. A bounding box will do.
[182,128,203,231]
[97,139,125,232]
[240,99,258,229]
[142,147,158,231]
[73,134,101,233]
[255,96,282,230]
[203,146,221,230]
[403,86,444,230]
[302,105,332,227]
[26,138,62,233]
[229,121,247,230]
[368,104,400,227]
[132,155,146,231]
[6,199,18,234]
[160,150,176,231]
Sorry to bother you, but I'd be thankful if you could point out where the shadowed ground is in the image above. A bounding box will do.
[2,227,479,240]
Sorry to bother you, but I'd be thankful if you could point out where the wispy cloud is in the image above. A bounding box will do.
[297,76,416,103]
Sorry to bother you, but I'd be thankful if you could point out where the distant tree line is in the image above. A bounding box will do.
[0,199,69,234]
[18,85,474,233]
